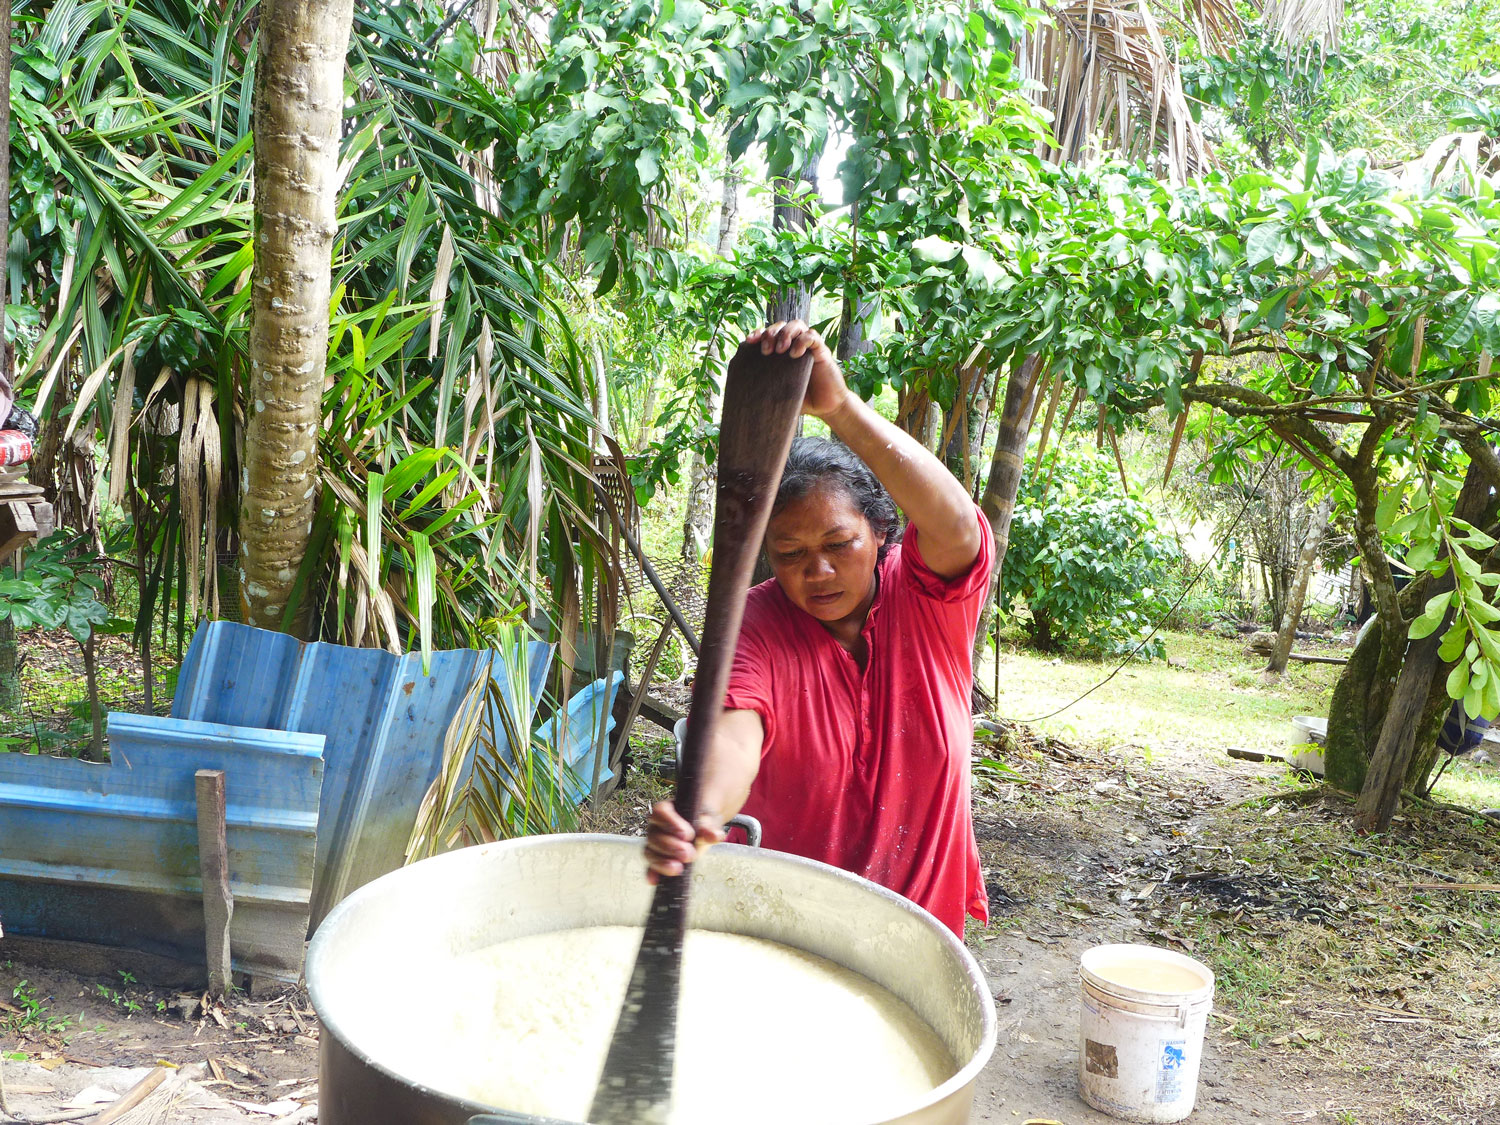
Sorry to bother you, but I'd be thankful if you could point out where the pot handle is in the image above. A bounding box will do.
[727,813,762,848]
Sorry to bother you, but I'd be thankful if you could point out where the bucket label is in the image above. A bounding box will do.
[1084,1039,1119,1078]
[1156,1038,1187,1102]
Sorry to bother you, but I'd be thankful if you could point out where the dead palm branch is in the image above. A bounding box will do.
[1021,0,1213,184]
[1259,0,1343,69]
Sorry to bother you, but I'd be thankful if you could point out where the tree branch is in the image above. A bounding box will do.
[1183,382,1358,478]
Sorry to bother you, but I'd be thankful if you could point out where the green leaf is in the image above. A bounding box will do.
[1408,592,1451,640]
[412,531,436,676]
[366,471,384,602]
[1446,660,1469,701]
[912,236,962,263]
[1246,221,1284,268]
[1143,247,1169,284]
[1439,621,1468,662]
[634,148,660,187]
[1374,478,1404,532]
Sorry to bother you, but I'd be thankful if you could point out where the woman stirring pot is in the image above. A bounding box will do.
[646,320,994,937]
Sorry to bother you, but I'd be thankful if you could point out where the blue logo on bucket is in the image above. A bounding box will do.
[1156,1039,1187,1103]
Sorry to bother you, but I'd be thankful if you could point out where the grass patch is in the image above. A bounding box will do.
[979,627,1340,761]
[1188,927,1300,1046]
[1430,757,1500,812]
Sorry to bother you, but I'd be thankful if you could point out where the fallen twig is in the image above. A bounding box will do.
[1339,845,1457,883]
[1405,882,1500,892]
[93,1066,169,1125]
[1401,791,1500,824]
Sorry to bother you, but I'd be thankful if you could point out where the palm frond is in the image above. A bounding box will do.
[1022,0,1212,184]
[1259,0,1343,69]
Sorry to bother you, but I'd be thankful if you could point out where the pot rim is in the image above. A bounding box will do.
[308,833,998,1123]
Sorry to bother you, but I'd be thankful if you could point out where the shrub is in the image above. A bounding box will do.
[1159,550,1250,630]
[1002,450,1175,658]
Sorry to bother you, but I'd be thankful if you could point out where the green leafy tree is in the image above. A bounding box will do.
[0,535,130,759]
[9,0,614,668]
[1001,451,1174,658]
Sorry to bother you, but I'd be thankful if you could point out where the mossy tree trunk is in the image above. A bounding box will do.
[979,355,1046,581]
[1353,460,1492,829]
[0,618,20,714]
[1327,460,1495,807]
[240,0,356,632]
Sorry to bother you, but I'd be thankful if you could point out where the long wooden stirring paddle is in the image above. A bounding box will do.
[587,340,812,1125]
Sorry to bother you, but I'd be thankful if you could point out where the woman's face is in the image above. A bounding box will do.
[765,481,886,625]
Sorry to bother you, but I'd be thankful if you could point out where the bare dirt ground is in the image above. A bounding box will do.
[2,700,1495,1123]
[0,962,317,1122]
[966,725,1500,1125]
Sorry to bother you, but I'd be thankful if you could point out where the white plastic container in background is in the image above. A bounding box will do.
[1078,943,1215,1123]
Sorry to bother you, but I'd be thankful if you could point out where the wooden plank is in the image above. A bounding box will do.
[195,769,234,996]
[0,502,31,558]
[1288,651,1348,666]
[32,501,53,540]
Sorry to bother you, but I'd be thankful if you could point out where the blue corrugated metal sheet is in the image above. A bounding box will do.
[535,672,624,804]
[172,622,552,928]
[0,713,324,980]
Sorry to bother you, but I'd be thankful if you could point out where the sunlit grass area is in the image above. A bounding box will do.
[976,627,1500,812]
[978,627,1340,760]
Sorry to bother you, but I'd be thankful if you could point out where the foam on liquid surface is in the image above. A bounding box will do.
[352,925,955,1123]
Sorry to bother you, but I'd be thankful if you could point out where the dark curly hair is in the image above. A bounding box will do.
[771,437,901,560]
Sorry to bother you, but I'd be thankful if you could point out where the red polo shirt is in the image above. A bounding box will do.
[722,508,993,936]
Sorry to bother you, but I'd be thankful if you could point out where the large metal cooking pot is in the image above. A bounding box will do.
[308,834,996,1125]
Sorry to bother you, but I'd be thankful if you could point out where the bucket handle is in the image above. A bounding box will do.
[1085,986,1202,1030]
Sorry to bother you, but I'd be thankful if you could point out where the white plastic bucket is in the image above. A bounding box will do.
[1078,943,1215,1123]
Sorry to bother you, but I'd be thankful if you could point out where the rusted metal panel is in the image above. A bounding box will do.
[172,622,552,928]
[0,713,324,981]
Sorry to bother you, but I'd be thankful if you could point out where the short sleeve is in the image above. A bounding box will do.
[897,504,994,605]
[722,600,777,755]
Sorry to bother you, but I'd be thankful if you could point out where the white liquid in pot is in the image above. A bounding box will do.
[352,925,955,1123]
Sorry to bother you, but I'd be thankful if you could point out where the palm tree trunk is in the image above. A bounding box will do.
[971,355,1046,663]
[978,355,1046,578]
[241,0,356,632]
[1267,493,1334,674]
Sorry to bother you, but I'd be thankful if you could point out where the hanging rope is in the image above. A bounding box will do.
[996,442,1286,725]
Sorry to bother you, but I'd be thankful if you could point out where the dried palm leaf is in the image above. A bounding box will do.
[1186,0,1247,52]
[1260,0,1343,68]
[1023,0,1213,184]
[1403,131,1500,197]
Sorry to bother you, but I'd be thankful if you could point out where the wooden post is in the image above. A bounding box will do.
[611,618,675,772]
[195,769,233,996]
